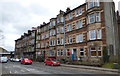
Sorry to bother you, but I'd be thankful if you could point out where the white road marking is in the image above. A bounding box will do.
[14,70,18,74]
[21,70,25,72]
[26,69,30,72]
[10,71,12,74]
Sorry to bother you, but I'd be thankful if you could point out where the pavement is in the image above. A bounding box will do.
[34,62,119,73]
[61,64,120,73]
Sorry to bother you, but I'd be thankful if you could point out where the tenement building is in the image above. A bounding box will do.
[15,0,119,63]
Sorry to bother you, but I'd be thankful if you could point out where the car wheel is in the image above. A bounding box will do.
[23,62,26,65]
[44,63,46,65]
[51,63,54,66]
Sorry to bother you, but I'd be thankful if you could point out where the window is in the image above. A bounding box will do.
[76,35,79,43]
[41,43,44,48]
[37,29,40,33]
[76,9,79,17]
[95,0,99,6]
[57,17,60,23]
[88,14,95,23]
[37,35,40,40]
[53,30,55,35]
[70,36,72,44]
[53,40,55,46]
[67,37,69,44]
[76,21,79,29]
[57,50,59,56]
[50,51,52,56]
[67,24,69,32]
[53,21,55,26]
[57,38,60,45]
[96,12,100,22]
[50,22,52,28]
[90,47,97,57]
[61,50,63,56]
[61,27,64,33]
[57,27,60,33]
[42,34,44,39]
[50,40,52,46]
[70,23,72,31]
[36,43,40,48]
[70,13,72,19]
[61,37,63,45]
[52,50,55,56]
[61,17,64,22]
[89,30,96,40]
[80,34,83,42]
[79,20,82,28]
[98,46,102,57]
[79,8,82,15]
[97,29,101,39]
[46,33,49,38]
[80,48,84,57]
[88,0,94,9]
[66,49,70,56]
[46,51,48,56]
[50,30,52,36]
[67,15,69,20]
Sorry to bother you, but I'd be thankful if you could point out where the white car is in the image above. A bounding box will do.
[15,58,20,62]
[0,57,8,63]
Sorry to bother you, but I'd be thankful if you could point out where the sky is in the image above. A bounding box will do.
[0,0,119,52]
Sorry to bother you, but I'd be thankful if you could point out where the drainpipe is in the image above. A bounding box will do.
[63,16,66,60]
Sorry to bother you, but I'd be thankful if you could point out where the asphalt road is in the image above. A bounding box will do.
[0,61,119,76]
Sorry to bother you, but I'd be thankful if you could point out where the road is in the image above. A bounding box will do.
[0,61,119,76]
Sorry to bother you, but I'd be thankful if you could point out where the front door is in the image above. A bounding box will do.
[72,49,77,60]
[43,51,45,59]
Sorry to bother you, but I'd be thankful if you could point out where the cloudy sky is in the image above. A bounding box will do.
[0,0,119,51]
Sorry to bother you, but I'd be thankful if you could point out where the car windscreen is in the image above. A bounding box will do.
[51,59,56,61]
[24,58,29,60]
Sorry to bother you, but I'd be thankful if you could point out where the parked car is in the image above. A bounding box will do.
[44,58,60,66]
[14,58,20,62]
[0,57,8,63]
[21,58,32,65]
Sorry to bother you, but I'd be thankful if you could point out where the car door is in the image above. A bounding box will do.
[47,59,51,65]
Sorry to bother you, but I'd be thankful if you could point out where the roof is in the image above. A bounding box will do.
[64,3,86,16]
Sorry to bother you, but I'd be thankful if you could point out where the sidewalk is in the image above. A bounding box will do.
[61,64,119,73]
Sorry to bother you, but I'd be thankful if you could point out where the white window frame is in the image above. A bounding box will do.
[61,17,64,22]
[80,34,83,42]
[90,47,97,57]
[76,35,79,43]
[61,37,63,45]
[97,29,101,39]
[79,20,82,28]
[67,24,70,32]
[61,27,64,33]
[88,13,95,23]
[70,23,72,31]
[70,36,72,44]
[61,50,63,56]
[88,0,94,9]
[95,0,99,7]
[80,48,84,57]
[89,30,96,40]
[79,8,82,15]
[76,9,79,17]
[96,12,100,22]
[70,13,72,19]
[76,21,79,29]
[57,50,60,56]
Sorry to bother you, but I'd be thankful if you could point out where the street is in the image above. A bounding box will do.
[0,61,119,76]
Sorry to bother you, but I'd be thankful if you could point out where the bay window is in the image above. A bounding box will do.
[88,14,95,23]
[89,30,96,40]
[90,47,97,57]
[96,12,100,22]
[97,29,101,39]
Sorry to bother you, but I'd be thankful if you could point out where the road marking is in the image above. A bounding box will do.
[10,71,12,74]
[14,70,18,74]
[21,70,25,72]
[26,69,30,72]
